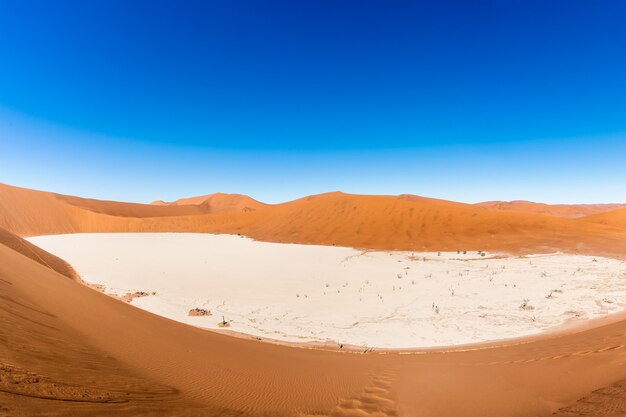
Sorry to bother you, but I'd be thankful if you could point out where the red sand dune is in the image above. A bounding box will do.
[579,208,626,229]
[477,200,626,218]
[207,192,626,257]
[2,183,626,258]
[0,183,207,235]
[56,194,212,217]
[3,183,626,415]
[151,192,267,212]
[0,226,77,279]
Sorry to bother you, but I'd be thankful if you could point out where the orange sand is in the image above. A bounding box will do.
[152,192,267,212]
[2,183,626,258]
[580,208,626,229]
[477,200,626,218]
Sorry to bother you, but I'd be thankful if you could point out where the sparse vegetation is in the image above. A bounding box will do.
[122,290,157,303]
[188,308,211,316]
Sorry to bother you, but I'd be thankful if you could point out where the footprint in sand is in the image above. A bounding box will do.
[326,369,400,417]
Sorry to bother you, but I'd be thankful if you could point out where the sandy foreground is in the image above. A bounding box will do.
[3,228,626,416]
[28,233,626,349]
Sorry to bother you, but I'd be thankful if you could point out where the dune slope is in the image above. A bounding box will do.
[56,194,211,217]
[153,192,267,212]
[477,200,626,218]
[0,183,206,235]
[0,227,77,279]
[0,243,200,416]
[580,208,626,229]
[210,192,626,256]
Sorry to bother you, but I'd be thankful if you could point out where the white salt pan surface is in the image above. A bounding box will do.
[29,233,626,349]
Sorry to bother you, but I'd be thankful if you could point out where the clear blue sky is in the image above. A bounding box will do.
[1,1,625,204]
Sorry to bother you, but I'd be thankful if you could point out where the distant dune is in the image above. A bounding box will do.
[149,199,169,206]
[212,192,626,257]
[0,226,77,279]
[477,200,626,218]
[2,183,626,258]
[580,208,626,229]
[152,192,267,212]
[0,183,209,235]
[56,193,212,217]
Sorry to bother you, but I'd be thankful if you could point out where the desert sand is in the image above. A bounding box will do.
[151,192,267,212]
[477,200,626,218]
[581,208,626,229]
[3,183,626,416]
[3,183,626,258]
[29,233,626,349]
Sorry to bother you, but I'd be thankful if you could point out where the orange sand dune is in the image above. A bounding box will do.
[580,208,626,229]
[477,200,626,218]
[151,192,267,212]
[204,192,626,257]
[2,184,626,259]
[3,225,626,416]
[56,194,211,217]
[0,183,208,235]
[0,226,77,279]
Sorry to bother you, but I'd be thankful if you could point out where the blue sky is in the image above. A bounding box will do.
[1,1,625,204]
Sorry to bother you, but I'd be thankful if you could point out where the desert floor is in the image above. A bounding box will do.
[29,233,626,349]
